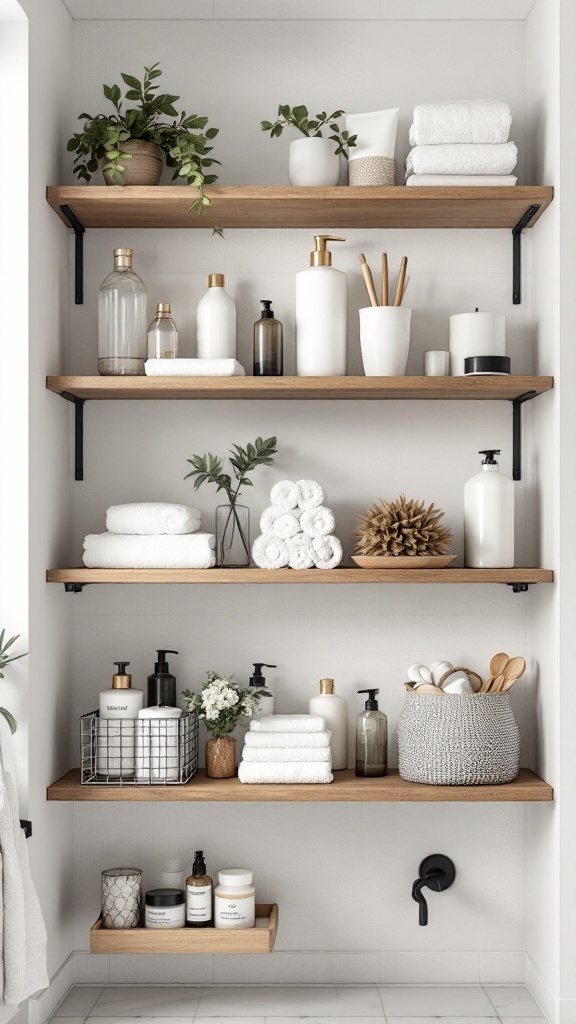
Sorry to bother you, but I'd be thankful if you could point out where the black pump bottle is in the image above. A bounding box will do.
[147,649,178,707]
[253,300,283,376]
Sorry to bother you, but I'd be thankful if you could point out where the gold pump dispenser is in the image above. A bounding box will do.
[309,235,345,267]
[112,661,132,689]
[319,678,335,694]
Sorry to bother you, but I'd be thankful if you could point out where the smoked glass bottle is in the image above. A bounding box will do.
[147,302,178,360]
[98,248,147,375]
[253,300,283,376]
[355,688,387,778]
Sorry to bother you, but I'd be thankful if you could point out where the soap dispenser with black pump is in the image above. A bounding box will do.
[464,449,514,568]
[253,300,283,376]
[355,689,387,778]
[147,650,179,707]
[249,663,276,717]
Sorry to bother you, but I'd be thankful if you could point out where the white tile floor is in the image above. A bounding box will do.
[51,984,549,1024]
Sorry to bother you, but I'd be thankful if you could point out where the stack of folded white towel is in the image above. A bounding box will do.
[145,359,245,377]
[405,101,517,186]
[238,715,333,784]
[252,479,343,570]
[83,502,216,568]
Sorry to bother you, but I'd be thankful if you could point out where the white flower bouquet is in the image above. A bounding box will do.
[182,671,261,738]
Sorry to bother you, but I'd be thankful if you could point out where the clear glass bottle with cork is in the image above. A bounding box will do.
[147,303,178,359]
[98,248,147,375]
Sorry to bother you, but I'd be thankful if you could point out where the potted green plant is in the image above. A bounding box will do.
[185,435,277,567]
[182,672,261,778]
[261,105,357,186]
[0,629,28,734]
[67,62,221,227]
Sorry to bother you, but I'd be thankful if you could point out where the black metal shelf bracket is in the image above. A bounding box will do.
[507,582,529,594]
[61,391,85,481]
[20,819,32,839]
[512,204,540,304]
[64,582,85,594]
[60,204,85,305]
[512,390,537,481]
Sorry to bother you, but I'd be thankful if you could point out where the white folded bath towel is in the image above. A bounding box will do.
[259,507,302,540]
[287,534,315,570]
[145,358,245,377]
[241,746,331,763]
[251,714,326,733]
[296,479,326,510]
[238,761,333,784]
[406,142,517,178]
[106,502,201,536]
[409,101,512,147]
[312,535,344,570]
[300,506,336,539]
[83,532,215,569]
[406,174,517,187]
[270,480,302,510]
[244,730,331,748]
[252,533,289,570]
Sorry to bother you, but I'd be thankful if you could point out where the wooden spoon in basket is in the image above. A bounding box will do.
[492,656,526,693]
[481,652,509,692]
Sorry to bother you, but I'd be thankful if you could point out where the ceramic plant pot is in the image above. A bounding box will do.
[102,139,163,186]
[206,736,236,779]
[289,137,340,186]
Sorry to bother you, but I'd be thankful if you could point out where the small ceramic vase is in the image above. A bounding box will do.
[206,736,236,778]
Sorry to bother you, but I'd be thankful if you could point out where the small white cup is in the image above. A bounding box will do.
[424,350,450,376]
[359,306,412,376]
[441,671,473,695]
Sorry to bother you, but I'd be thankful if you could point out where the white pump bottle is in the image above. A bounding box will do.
[464,449,514,567]
[296,235,347,376]
[309,678,348,770]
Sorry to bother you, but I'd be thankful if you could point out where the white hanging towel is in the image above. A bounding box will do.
[0,770,48,1018]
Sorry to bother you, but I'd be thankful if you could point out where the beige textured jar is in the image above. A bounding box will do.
[214,869,255,929]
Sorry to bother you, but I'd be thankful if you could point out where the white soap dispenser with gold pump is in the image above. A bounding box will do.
[309,677,348,770]
[296,235,347,376]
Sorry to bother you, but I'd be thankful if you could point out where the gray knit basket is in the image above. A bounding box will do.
[397,693,520,785]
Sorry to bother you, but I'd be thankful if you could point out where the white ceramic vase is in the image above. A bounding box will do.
[359,306,412,376]
[289,137,340,186]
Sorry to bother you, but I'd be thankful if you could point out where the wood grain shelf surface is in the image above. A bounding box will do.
[90,905,278,954]
[46,185,553,230]
[46,567,554,586]
[46,375,554,402]
[48,768,553,802]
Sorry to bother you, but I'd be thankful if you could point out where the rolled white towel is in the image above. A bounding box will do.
[251,714,326,733]
[145,358,245,377]
[238,761,333,784]
[270,480,302,510]
[409,101,512,147]
[406,174,517,187]
[252,533,289,570]
[406,142,517,179]
[300,506,336,539]
[287,534,315,570]
[241,746,331,763]
[312,535,344,570]
[106,502,201,536]
[259,507,302,540]
[244,730,331,748]
[83,532,215,569]
[296,479,326,510]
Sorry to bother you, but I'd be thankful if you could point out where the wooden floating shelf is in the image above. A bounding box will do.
[49,768,552,803]
[46,185,554,230]
[46,567,554,586]
[90,904,278,954]
[46,375,554,403]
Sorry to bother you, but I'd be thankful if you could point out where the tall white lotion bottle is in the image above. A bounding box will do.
[464,449,514,567]
[296,235,347,376]
[309,678,348,770]
[196,273,236,359]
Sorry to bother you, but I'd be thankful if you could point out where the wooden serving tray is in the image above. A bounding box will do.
[90,903,278,954]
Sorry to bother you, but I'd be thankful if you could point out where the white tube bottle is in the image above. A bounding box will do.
[309,678,348,770]
[196,273,236,358]
[296,235,347,376]
[464,449,514,567]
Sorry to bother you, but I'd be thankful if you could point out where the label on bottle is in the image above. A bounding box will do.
[214,893,255,928]
[145,904,185,929]
[186,883,212,924]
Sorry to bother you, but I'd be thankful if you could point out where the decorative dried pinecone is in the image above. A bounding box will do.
[355,494,453,557]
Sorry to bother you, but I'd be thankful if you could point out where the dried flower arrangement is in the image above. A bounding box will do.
[354,494,453,561]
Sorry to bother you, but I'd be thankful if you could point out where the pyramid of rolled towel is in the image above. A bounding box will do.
[405,101,517,186]
[238,714,334,784]
[252,480,343,571]
[83,502,216,568]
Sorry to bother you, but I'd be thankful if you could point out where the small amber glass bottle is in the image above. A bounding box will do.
[253,300,283,376]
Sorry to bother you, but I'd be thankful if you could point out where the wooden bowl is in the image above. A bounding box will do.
[351,554,457,569]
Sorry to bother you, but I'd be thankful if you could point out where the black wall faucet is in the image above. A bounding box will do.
[412,854,456,926]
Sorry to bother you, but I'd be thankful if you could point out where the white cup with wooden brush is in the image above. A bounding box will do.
[358,252,412,376]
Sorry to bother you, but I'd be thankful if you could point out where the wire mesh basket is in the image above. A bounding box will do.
[81,711,198,786]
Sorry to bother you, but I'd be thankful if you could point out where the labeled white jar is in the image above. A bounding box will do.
[214,869,255,929]
[144,888,185,929]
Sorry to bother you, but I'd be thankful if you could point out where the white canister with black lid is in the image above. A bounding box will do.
[449,309,505,375]
[145,887,185,929]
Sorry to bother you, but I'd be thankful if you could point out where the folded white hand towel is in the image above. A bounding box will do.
[296,479,326,510]
[406,142,517,178]
[241,746,331,763]
[238,761,333,784]
[106,502,201,536]
[301,506,336,539]
[252,533,289,570]
[407,174,517,187]
[312,535,344,570]
[287,534,315,570]
[145,358,245,377]
[83,532,215,569]
[409,101,512,147]
[244,730,331,748]
[270,480,302,509]
[259,507,302,540]
[251,714,326,733]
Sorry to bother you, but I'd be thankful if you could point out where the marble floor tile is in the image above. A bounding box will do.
[56,988,105,1017]
[379,986,496,1017]
[484,986,543,1017]
[90,987,201,1017]
[196,986,384,1017]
